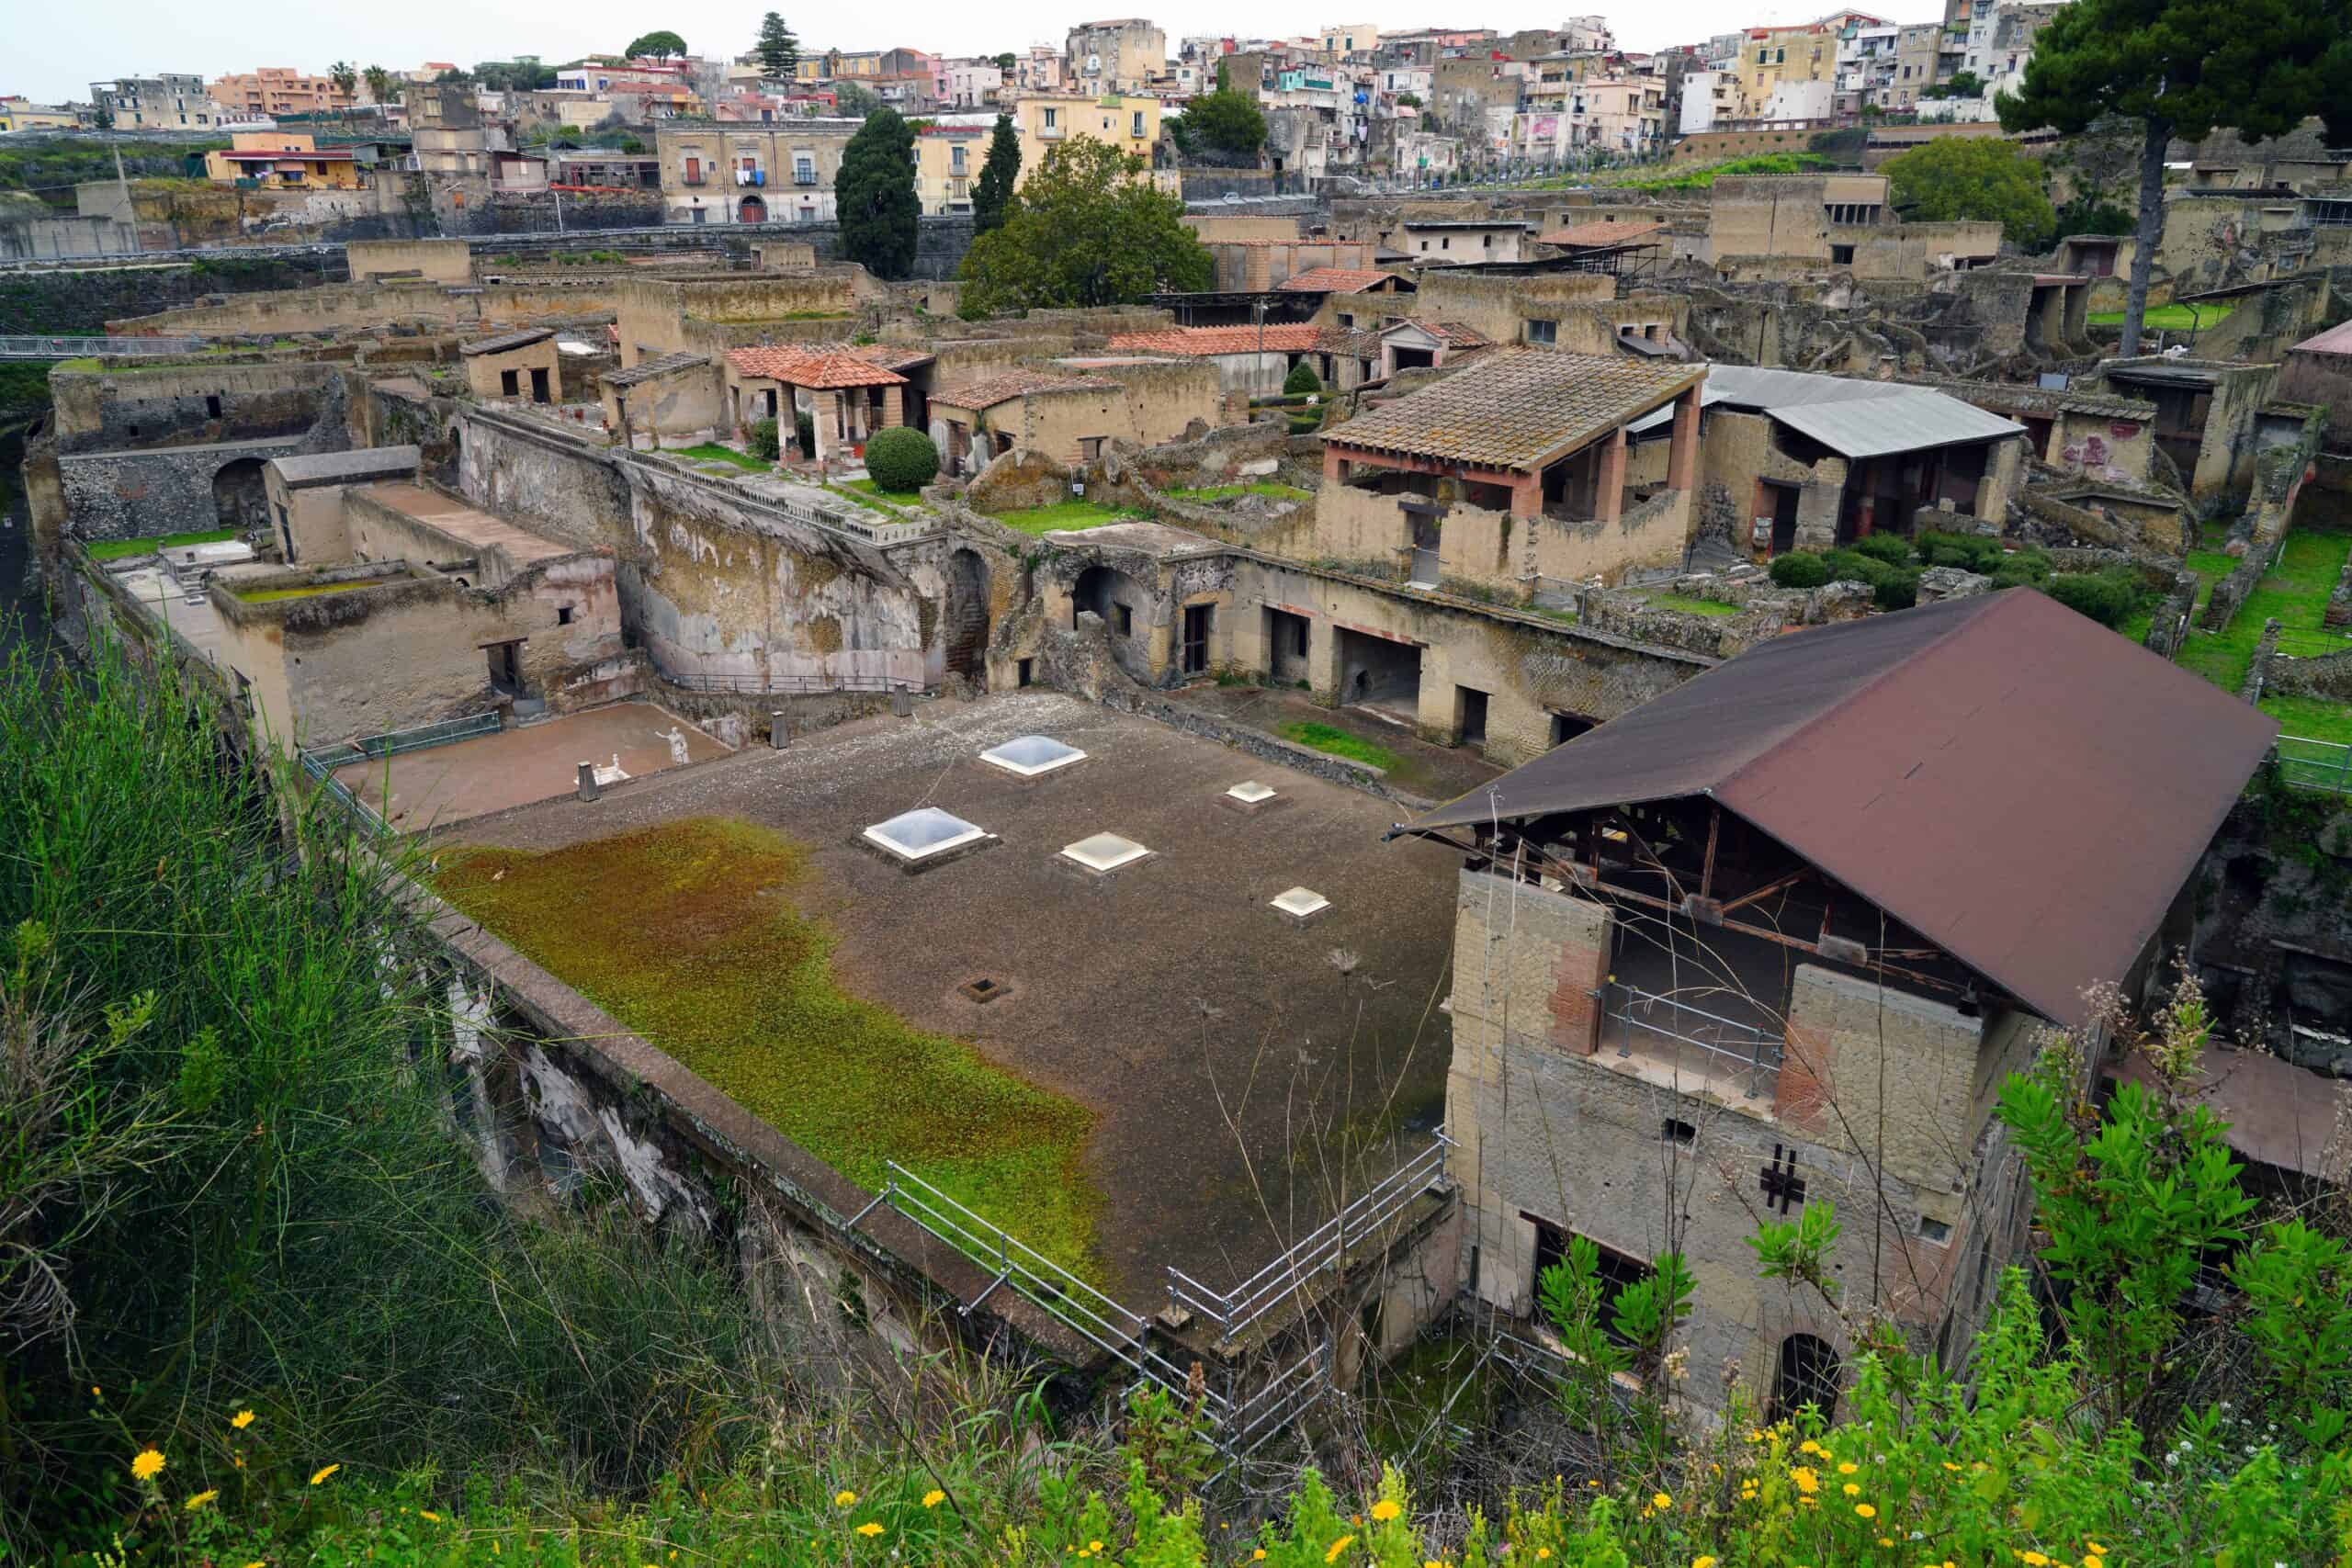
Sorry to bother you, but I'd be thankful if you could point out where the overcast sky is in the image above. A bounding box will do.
[14,0,1923,106]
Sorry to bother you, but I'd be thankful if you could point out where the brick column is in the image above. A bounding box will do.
[1667,384,1701,492]
[811,389,838,464]
[1595,425,1628,524]
[880,385,903,428]
[1510,471,1543,518]
[1323,446,1351,484]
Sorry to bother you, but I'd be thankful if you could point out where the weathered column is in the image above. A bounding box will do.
[1595,425,1628,524]
[1667,384,1701,493]
[575,761,600,802]
[881,384,904,427]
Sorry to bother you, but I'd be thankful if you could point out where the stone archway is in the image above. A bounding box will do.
[210,456,267,532]
[944,548,989,683]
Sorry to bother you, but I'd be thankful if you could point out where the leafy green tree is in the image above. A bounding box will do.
[972,114,1021,234]
[1282,359,1321,396]
[831,79,879,118]
[755,13,799,78]
[1181,76,1267,158]
[626,30,688,61]
[328,61,356,122]
[993,51,1017,74]
[957,137,1212,315]
[1999,0,2352,353]
[1883,134,2058,250]
[1926,69,1984,99]
[836,107,920,279]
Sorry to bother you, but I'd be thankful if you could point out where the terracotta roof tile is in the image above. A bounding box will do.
[1275,266,1400,293]
[726,346,907,388]
[1326,348,1702,472]
[934,368,1106,409]
[1536,217,1665,248]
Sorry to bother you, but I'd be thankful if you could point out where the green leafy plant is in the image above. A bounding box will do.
[746,415,781,461]
[1282,360,1323,397]
[838,107,920,280]
[1768,551,1830,589]
[864,425,939,491]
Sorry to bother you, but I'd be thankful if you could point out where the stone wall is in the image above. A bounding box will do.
[51,361,345,455]
[0,252,345,335]
[55,431,335,541]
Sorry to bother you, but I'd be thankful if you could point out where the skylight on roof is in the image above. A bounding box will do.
[1227,781,1277,804]
[864,807,988,862]
[1271,886,1331,919]
[980,735,1088,777]
[1061,833,1150,873]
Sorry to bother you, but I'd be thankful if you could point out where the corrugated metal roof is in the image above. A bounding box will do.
[1769,392,2025,458]
[1404,590,2277,1027]
[461,327,555,356]
[1324,349,1701,472]
[601,351,709,387]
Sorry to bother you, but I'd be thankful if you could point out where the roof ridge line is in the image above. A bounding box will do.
[1711,589,2011,800]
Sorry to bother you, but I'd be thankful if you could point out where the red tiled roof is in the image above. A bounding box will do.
[1430,321,1488,346]
[220,148,357,161]
[726,346,906,388]
[935,368,1104,408]
[1103,323,1330,355]
[1325,347,1699,471]
[1536,217,1663,248]
[1275,266,1398,293]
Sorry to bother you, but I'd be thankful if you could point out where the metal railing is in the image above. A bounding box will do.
[864,1163,1225,1418]
[297,750,392,837]
[660,671,910,695]
[0,334,204,359]
[300,709,502,770]
[2278,734,2352,796]
[1602,981,1782,1097]
[1165,1134,1452,1344]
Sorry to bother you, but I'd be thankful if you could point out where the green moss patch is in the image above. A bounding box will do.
[988,500,1148,536]
[1642,592,1742,617]
[234,578,397,603]
[673,443,771,471]
[434,818,1102,1276]
[1162,482,1312,503]
[86,527,239,562]
[1279,721,1399,773]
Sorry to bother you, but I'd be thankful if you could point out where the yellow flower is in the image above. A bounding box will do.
[421,1510,443,1523]
[310,1464,340,1486]
[1838,1461,1859,1475]
[835,1490,858,1507]
[1091,1543,1104,1553]
[2086,1546,2106,1556]
[232,1410,256,1430]
[855,1521,884,1538]
[185,1490,219,1510]
[1879,1540,1894,1549]
[1843,1483,1861,1496]
[1695,1559,1718,1568]
[1372,1499,1401,1523]
[244,1562,266,1568]
[1943,1461,1962,1472]
[1799,1439,1823,1456]
[923,1489,945,1508]
[232,1457,246,1469]
[1536,1552,1551,1562]
[1792,1467,1820,1495]
[2085,1557,2103,1568]
[2021,1554,2049,1567]
[1854,1503,1877,1519]
[130,1450,166,1481]
[1326,1534,1356,1562]
[1652,1492,1673,1511]
[1253,1552,1268,1562]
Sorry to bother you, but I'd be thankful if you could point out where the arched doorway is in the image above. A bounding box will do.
[1770,1333,1841,1425]
[1072,563,1152,681]
[210,457,266,532]
[944,549,989,683]
[740,195,767,223]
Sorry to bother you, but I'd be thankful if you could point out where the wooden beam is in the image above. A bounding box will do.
[1719,866,1809,915]
[1698,803,1721,901]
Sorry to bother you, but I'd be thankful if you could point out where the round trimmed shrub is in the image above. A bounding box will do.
[2046,569,2141,628]
[1283,359,1323,396]
[1852,532,1916,567]
[864,426,939,492]
[1769,551,1831,589]
[746,416,780,461]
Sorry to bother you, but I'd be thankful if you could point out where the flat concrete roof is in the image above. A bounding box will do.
[268,446,422,488]
[436,693,1461,1303]
[335,702,729,829]
[356,481,576,566]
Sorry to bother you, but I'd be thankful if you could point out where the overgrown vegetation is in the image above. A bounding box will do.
[83,528,239,561]
[1610,152,1831,193]
[1766,530,2149,624]
[2178,526,2352,692]
[676,441,771,471]
[1277,721,1399,772]
[434,819,1102,1273]
[987,499,1149,536]
[958,139,1212,317]
[1883,136,2060,251]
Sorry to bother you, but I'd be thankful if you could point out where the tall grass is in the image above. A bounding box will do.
[0,635,775,1553]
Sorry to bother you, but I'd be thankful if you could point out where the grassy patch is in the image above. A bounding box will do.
[86,527,239,561]
[839,477,919,503]
[2087,302,2233,332]
[2262,694,2352,748]
[673,443,771,471]
[434,818,1101,1275]
[1608,151,1831,192]
[234,579,396,603]
[988,500,1148,536]
[1162,482,1313,503]
[1278,720,1399,773]
[824,481,901,515]
[2186,548,2237,608]
[1643,592,1741,617]
[2177,530,2352,692]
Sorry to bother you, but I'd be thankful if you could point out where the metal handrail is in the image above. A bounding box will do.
[871,1162,1224,1414]
[2278,734,2352,796]
[1604,981,1782,1094]
[659,671,912,695]
[0,334,205,358]
[1165,1134,1451,1341]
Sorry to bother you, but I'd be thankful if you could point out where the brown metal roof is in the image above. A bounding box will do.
[2110,1045,2348,1180]
[1405,590,2277,1026]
